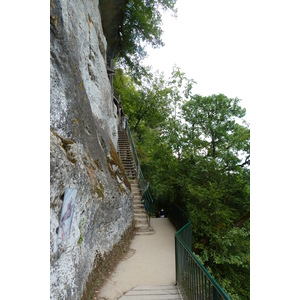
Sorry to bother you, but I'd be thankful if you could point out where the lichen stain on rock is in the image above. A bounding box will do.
[50,15,58,28]
[74,63,79,76]
[106,142,131,191]
[50,128,77,164]
[83,159,105,200]
[96,182,104,198]
[94,158,102,171]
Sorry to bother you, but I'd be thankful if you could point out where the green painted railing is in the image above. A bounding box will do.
[125,121,154,222]
[172,205,231,300]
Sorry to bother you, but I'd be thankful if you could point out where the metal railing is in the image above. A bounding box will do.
[174,206,231,300]
[125,121,154,222]
[168,203,190,232]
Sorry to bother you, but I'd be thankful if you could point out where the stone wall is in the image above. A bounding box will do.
[50,0,133,299]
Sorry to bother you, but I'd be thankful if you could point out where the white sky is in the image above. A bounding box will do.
[144,0,300,125]
[144,1,300,297]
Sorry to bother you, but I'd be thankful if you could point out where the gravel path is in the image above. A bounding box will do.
[97,218,177,300]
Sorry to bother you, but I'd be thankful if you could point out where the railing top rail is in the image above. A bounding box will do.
[125,121,141,169]
[175,220,192,237]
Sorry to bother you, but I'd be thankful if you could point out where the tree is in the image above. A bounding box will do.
[181,94,250,170]
[114,68,172,137]
[117,0,177,77]
[179,94,250,299]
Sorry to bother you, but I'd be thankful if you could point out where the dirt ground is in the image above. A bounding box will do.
[97,218,177,300]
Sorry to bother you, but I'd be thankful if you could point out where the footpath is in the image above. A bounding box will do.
[97,218,182,300]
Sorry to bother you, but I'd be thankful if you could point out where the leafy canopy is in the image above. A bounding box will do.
[181,94,250,169]
[117,0,177,77]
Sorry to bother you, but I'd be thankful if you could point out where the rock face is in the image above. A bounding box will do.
[50,0,133,299]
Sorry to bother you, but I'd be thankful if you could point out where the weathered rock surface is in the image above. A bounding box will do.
[50,0,133,299]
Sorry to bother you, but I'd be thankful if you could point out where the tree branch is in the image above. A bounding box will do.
[235,211,250,228]
[238,155,250,168]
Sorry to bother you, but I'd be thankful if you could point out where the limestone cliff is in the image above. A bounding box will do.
[50,0,133,299]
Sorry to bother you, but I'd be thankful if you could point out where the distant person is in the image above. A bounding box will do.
[159,208,165,218]
[122,115,128,130]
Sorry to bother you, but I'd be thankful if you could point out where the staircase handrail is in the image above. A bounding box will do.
[172,204,231,300]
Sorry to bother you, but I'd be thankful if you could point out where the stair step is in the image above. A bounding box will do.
[134,201,144,205]
[134,204,145,208]
[134,217,148,223]
[135,231,154,235]
[133,198,142,202]
[134,208,146,213]
[134,205,145,208]
[134,205,145,209]
[135,212,148,216]
[132,190,141,194]
[134,210,147,215]
[134,219,148,225]
[135,223,150,230]
[135,224,154,235]
[134,205,143,209]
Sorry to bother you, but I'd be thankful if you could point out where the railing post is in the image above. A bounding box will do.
[175,237,178,284]
[213,286,219,300]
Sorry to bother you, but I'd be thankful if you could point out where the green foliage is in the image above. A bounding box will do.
[181,94,249,166]
[114,67,250,299]
[178,94,250,299]
[117,0,177,77]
